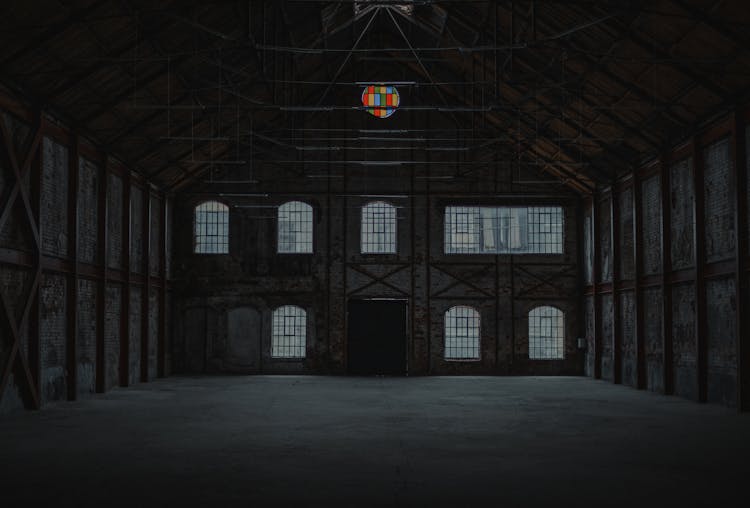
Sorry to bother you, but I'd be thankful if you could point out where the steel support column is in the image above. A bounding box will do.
[633,171,646,389]
[660,156,674,395]
[119,171,131,387]
[66,135,79,400]
[140,189,151,382]
[593,196,602,379]
[692,139,708,402]
[157,194,167,378]
[611,187,621,384]
[95,158,108,392]
[731,112,749,411]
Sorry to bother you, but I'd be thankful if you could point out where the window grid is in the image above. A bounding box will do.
[528,207,564,254]
[194,201,229,254]
[444,306,480,360]
[445,206,563,254]
[278,201,313,253]
[361,201,397,254]
[272,306,307,358]
[528,306,564,360]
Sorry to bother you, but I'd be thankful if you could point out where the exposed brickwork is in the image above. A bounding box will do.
[619,290,636,387]
[598,197,612,283]
[76,279,97,397]
[600,293,613,381]
[0,113,32,252]
[670,158,695,270]
[583,209,593,285]
[104,283,121,390]
[77,157,99,265]
[643,287,664,393]
[130,185,143,273]
[164,290,173,376]
[641,175,662,276]
[703,138,735,263]
[107,174,122,269]
[706,277,737,406]
[41,137,68,258]
[129,286,141,385]
[584,295,595,377]
[150,196,161,276]
[148,288,158,380]
[618,188,635,281]
[166,200,172,279]
[672,282,697,401]
[40,273,66,403]
[172,194,581,376]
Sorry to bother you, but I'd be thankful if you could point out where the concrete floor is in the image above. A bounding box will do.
[1,376,748,507]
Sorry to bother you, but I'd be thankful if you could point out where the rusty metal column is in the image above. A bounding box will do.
[593,195,602,379]
[731,112,749,411]
[140,188,151,382]
[119,171,131,387]
[28,110,43,406]
[660,156,674,395]
[95,158,108,392]
[66,134,79,400]
[157,194,167,378]
[611,186,621,384]
[633,170,646,389]
[692,139,708,403]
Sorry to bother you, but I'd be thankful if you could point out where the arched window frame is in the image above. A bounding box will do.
[193,200,229,254]
[443,305,480,361]
[277,201,313,253]
[361,200,397,254]
[271,305,307,359]
[528,306,565,360]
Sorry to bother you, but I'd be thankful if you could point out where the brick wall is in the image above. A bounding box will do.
[150,195,161,276]
[643,287,664,393]
[600,293,613,381]
[672,283,697,401]
[598,197,612,283]
[172,190,581,376]
[148,288,158,380]
[618,188,635,281]
[584,295,595,377]
[130,185,143,273]
[41,137,68,258]
[641,175,662,275]
[703,138,735,263]
[77,158,98,265]
[128,287,141,385]
[620,290,636,387]
[706,277,737,406]
[40,273,66,403]
[77,279,97,397]
[104,283,121,390]
[107,174,122,269]
[670,158,695,270]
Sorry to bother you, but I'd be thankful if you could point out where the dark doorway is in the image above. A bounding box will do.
[347,300,407,375]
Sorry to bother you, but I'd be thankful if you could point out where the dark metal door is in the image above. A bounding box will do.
[347,300,407,375]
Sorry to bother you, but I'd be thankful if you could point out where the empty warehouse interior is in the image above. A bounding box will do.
[1,0,749,505]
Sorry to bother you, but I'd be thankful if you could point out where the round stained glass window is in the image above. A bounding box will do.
[361,85,400,118]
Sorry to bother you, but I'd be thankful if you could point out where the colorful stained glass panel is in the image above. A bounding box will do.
[361,85,400,118]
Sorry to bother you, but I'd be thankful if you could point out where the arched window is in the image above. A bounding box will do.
[278,201,313,253]
[361,201,396,253]
[444,306,480,360]
[528,306,564,359]
[272,306,307,358]
[194,201,228,254]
